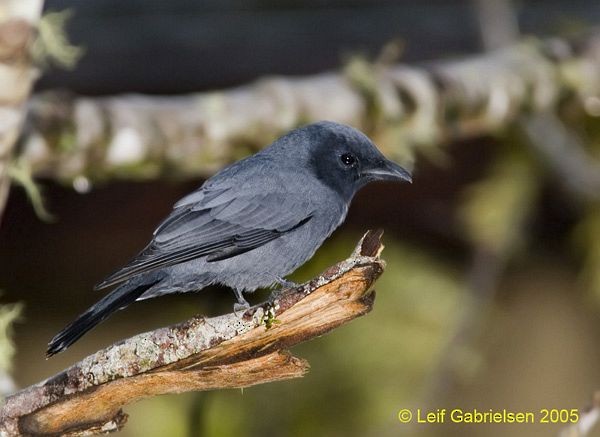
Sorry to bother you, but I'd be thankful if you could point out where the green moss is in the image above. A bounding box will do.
[0,300,22,373]
[8,158,54,222]
[263,311,280,330]
[33,10,84,70]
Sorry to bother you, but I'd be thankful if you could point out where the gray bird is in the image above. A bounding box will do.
[47,121,411,356]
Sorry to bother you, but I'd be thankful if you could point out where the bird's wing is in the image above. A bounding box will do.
[95,186,314,290]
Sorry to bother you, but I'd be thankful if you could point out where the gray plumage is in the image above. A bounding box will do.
[47,121,411,356]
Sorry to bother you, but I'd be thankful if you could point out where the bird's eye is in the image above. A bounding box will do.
[340,153,357,167]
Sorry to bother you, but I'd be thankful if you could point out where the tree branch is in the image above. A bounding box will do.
[18,30,600,186]
[520,112,600,202]
[0,230,385,436]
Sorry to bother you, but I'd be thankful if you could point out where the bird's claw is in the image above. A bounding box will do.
[233,300,251,317]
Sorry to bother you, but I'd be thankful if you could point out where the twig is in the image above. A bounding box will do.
[419,247,504,406]
[472,0,519,50]
[0,230,385,436]
[521,112,600,202]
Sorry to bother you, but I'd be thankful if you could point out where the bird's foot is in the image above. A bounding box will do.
[232,288,251,316]
[267,277,303,303]
[233,301,251,316]
[272,275,300,290]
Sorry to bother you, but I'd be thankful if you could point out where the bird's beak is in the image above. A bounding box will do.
[363,159,412,183]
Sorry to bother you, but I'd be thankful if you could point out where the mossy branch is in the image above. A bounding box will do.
[0,230,385,436]
[17,31,600,189]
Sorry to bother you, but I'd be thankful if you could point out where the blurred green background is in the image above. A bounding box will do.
[2,1,600,436]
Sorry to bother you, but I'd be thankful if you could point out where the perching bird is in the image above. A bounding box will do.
[47,121,411,356]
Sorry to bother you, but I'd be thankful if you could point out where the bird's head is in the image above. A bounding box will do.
[277,121,412,201]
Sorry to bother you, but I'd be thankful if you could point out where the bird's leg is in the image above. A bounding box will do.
[266,275,302,303]
[232,288,250,314]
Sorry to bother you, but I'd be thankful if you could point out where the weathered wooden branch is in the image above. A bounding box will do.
[0,230,385,436]
[0,0,43,221]
[16,31,600,187]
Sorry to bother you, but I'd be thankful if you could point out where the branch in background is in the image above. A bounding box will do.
[0,0,44,222]
[473,0,519,50]
[423,146,540,403]
[521,112,600,202]
[18,31,600,188]
[0,230,385,436]
[475,0,600,207]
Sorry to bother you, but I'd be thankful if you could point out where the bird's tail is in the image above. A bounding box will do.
[46,277,161,357]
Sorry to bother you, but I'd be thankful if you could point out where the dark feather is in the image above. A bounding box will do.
[47,277,161,356]
[95,189,314,290]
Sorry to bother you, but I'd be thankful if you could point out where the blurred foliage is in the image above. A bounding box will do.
[459,143,539,257]
[574,113,600,304]
[0,299,21,373]
[8,158,54,222]
[32,9,84,69]
[0,298,22,402]
[573,206,600,303]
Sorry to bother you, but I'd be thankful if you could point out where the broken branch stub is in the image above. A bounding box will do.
[0,229,386,436]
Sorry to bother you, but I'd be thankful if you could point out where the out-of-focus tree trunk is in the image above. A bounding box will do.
[0,0,43,223]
